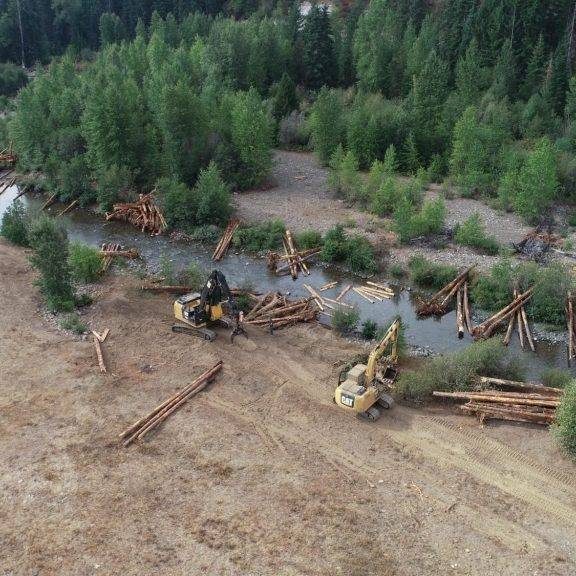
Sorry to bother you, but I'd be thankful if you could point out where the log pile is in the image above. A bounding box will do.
[472,288,533,340]
[567,292,576,365]
[433,376,563,425]
[267,247,321,276]
[416,268,474,318]
[502,288,535,351]
[212,219,239,261]
[353,281,394,303]
[120,361,223,446]
[244,292,318,329]
[106,193,167,235]
[0,146,16,167]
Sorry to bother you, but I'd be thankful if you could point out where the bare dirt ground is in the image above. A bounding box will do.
[2,240,576,576]
[235,151,531,271]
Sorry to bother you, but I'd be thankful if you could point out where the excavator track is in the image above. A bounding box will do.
[171,324,216,341]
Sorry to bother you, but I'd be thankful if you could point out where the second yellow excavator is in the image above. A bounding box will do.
[334,319,400,421]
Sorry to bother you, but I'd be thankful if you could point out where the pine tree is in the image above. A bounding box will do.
[522,33,547,99]
[402,132,421,175]
[308,88,344,165]
[301,4,336,89]
[513,137,558,222]
[383,144,398,175]
[455,39,488,106]
[195,162,232,225]
[273,73,298,119]
[565,75,576,123]
[28,216,76,312]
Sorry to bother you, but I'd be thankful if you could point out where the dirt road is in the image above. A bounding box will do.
[1,240,575,575]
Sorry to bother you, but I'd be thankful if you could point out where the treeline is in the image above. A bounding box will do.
[8,0,576,229]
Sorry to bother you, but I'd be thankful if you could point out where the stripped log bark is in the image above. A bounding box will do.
[92,331,107,373]
[336,284,352,302]
[416,267,475,317]
[41,193,58,210]
[477,376,563,395]
[432,391,560,408]
[57,198,78,216]
[212,219,239,261]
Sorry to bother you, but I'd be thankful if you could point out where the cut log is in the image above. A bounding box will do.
[41,193,58,210]
[352,287,374,303]
[92,332,107,373]
[336,284,353,302]
[141,285,193,294]
[520,303,535,352]
[477,376,563,396]
[432,390,560,408]
[57,198,78,216]
[463,281,473,334]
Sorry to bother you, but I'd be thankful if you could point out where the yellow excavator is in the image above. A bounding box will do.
[172,270,247,342]
[334,319,400,421]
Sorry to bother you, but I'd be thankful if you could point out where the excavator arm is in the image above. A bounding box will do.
[198,270,238,316]
[365,319,400,383]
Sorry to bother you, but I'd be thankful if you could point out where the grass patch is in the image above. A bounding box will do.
[388,263,406,279]
[233,219,286,252]
[541,368,573,389]
[59,313,87,334]
[361,319,378,340]
[396,338,524,401]
[454,213,499,255]
[68,243,103,283]
[408,256,457,290]
[553,381,576,458]
[296,229,323,250]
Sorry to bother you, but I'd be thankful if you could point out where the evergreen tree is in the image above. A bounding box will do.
[383,144,398,175]
[273,73,298,120]
[28,216,76,312]
[513,137,559,222]
[195,162,232,225]
[308,88,344,165]
[301,4,336,89]
[100,12,125,46]
[402,132,421,175]
[522,33,547,99]
[455,39,488,107]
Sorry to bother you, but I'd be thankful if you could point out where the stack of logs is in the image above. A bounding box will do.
[106,193,166,235]
[472,288,533,341]
[0,146,16,167]
[213,219,240,261]
[244,292,318,330]
[434,376,563,425]
[567,292,576,365]
[502,288,535,351]
[100,243,139,272]
[267,247,321,277]
[352,281,395,303]
[417,268,474,338]
[120,362,223,446]
[284,229,309,280]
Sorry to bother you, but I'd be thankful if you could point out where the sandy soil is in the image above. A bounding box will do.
[235,151,532,271]
[1,239,576,576]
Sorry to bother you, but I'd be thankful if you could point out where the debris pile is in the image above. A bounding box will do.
[472,288,533,339]
[0,146,16,167]
[212,219,240,261]
[513,227,560,261]
[353,281,394,303]
[106,193,166,235]
[120,361,223,446]
[267,246,321,276]
[244,292,318,329]
[434,377,563,425]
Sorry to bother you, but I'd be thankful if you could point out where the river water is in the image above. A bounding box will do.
[1,183,571,379]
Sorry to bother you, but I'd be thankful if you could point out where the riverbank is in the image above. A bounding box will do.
[1,239,575,575]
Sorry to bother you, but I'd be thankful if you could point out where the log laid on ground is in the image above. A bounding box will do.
[463,281,473,334]
[100,248,139,259]
[432,390,560,408]
[456,288,465,339]
[121,361,223,446]
[478,376,563,396]
[13,185,30,200]
[141,284,193,294]
[353,287,375,303]
[416,267,475,317]
[57,198,78,216]
[0,176,16,195]
[92,330,108,373]
[472,288,533,338]
[244,292,318,330]
[460,402,555,424]
[319,281,339,291]
[212,219,239,261]
[41,193,58,210]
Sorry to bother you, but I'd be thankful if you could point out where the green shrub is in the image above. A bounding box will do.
[234,219,286,252]
[68,243,103,283]
[361,319,378,340]
[411,198,446,237]
[59,313,87,335]
[321,225,377,274]
[454,213,499,255]
[0,199,30,246]
[396,338,524,400]
[568,212,576,227]
[29,216,76,312]
[158,177,198,231]
[159,253,177,284]
[370,177,397,216]
[389,263,406,279]
[194,162,232,226]
[296,229,323,250]
[179,261,206,289]
[96,164,133,212]
[408,256,457,290]
[189,224,220,243]
[553,381,576,458]
[541,368,572,390]
[332,308,360,335]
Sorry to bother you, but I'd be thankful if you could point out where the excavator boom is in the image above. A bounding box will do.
[365,319,400,383]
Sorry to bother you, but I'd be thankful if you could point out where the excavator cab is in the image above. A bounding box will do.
[334,319,400,421]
